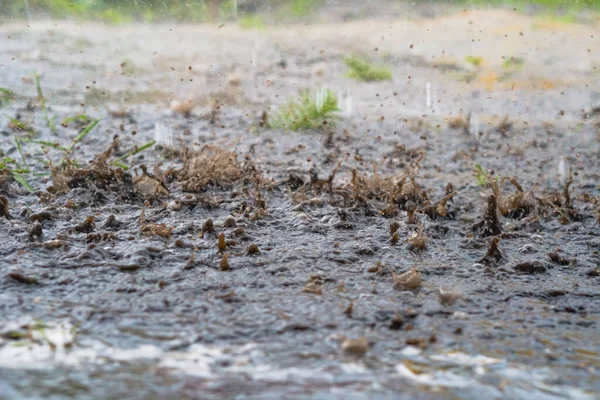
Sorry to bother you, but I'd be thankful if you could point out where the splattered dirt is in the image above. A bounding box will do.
[0,4,599,399]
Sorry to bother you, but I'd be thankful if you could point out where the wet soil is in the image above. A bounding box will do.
[0,4,599,399]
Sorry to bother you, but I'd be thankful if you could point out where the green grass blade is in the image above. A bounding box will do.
[20,138,68,152]
[0,87,17,107]
[62,115,92,125]
[111,161,129,170]
[11,172,34,193]
[35,73,57,135]
[14,136,29,171]
[60,119,101,165]
[10,118,38,136]
[73,118,100,143]
[111,140,156,165]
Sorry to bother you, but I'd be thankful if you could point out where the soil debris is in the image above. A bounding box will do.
[246,243,260,255]
[548,251,572,266]
[303,276,325,295]
[472,194,503,237]
[514,260,549,274]
[73,216,96,234]
[182,248,198,270]
[28,222,43,240]
[492,177,536,219]
[405,201,417,224]
[389,268,422,291]
[220,253,229,271]
[218,232,227,252]
[86,232,116,243]
[341,336,369,357]
[478,237,505,265]
[0,195,11,218]
[407,222,428,252]
[140,209,173,238]
[102,214,122,229]
[7,271,38,285]
[181,145,244,192]
[203,218,216,236]
[134,165,169,198]
[438,287,462,306]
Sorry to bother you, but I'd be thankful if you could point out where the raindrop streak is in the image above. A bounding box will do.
[251,46,257,67]
[155,122,174,147]
[23,0,32,24]
[558,158,567,186]
[426,82,432,108]
[315,86,327,113]
[470,114,479,140]
[345,89,353,118]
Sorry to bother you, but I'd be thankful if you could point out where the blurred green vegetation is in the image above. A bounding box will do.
[0,0,597,24]
[0,0,323,23]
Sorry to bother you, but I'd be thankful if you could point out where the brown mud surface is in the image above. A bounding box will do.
[1,4,599,399]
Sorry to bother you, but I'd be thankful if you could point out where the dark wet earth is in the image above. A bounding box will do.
[1,4,600,399]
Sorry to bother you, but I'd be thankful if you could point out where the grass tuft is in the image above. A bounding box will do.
[465,56,484,68]
[502,56,525,69]
[271,88,340,131]
[344,56,392,82]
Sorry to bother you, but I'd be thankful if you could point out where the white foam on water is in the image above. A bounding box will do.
[396,351,594,400]
[0,318,594,399]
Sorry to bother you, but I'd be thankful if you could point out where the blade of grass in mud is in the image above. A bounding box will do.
[11,172,34,193]
[60,119,101,165]
[1,156,16,165]
[20,138,68,152]
[111,161,129,170]
[111,140,156,167]
[35,74,57,135]
[0,87,17,107]
[10,118,38,136]
[14,136,29,172]
[61,115,92,125]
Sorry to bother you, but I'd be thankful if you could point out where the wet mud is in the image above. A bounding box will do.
[0,4,599,399]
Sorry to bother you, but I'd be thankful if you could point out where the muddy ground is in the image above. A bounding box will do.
[0,3,599,399]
